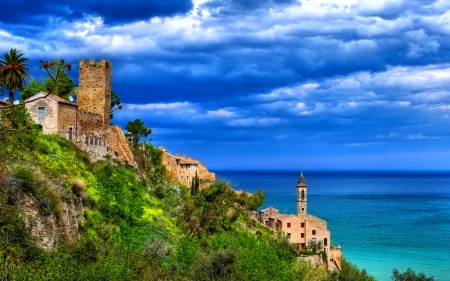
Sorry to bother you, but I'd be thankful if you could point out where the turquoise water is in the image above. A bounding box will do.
[216,171,450,281]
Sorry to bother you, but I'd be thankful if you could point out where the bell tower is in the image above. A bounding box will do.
[297,171,307,217]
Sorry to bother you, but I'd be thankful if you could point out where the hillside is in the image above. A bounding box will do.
[0,105,375,281]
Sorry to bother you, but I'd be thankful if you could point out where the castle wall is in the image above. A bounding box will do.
[78,112,103,132]
[77,59,111,127]
[104,126,136,166]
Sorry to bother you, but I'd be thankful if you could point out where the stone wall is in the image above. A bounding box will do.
[57,103,77,133]
[104,126,136,166]
[77,59,111,127]
[78,111,103,132]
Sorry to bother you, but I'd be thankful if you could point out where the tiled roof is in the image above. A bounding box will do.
[26,92,77,106]
[260,206,279,213]
[47,93,77,106]
[0,100,9,106]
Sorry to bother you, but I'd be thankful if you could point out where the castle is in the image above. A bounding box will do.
[24,59,135,165]
[159,146,216,187]
[257,172,342,269]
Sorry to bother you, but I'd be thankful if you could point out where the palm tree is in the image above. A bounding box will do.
[0,48,31,104]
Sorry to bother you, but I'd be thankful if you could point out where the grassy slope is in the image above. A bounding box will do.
[0,132,374,281]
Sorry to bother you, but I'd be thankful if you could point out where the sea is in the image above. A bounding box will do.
[216,170,450,281]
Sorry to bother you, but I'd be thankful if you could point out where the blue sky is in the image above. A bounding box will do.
[2,0,450,171]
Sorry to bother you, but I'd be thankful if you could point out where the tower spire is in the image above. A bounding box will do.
[297,171,308,216]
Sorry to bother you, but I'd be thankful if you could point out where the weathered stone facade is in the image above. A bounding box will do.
[24,59,136,166]
[257,173,342,270]
[159,146,215,187]
[77,59,111,127]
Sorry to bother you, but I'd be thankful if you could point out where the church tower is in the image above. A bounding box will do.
[297,172,307,217]
[76,59,112,127]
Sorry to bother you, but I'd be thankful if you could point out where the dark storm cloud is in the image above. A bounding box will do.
[0,0,193,28]
[202,0,297,14]
[3,0,450,169]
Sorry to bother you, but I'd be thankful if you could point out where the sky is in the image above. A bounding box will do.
[2,0,450,171]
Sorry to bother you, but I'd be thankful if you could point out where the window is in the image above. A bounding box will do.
[301,223,305,227]
[301,233,304,238]
[287,223,291,228]
[68,127,73,140]
[287,233,291,238]
[312,230,316,235]
[312,238,316,242]
[37,107,46,118]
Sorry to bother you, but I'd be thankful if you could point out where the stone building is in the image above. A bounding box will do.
[258,172,342,269]
[159,146,215,187]
[24,59,135,165]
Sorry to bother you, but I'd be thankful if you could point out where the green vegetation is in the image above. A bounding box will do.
[392,268,434,281]
[0,48,31,103]
[126,118,152,145]
[110,90,122,120]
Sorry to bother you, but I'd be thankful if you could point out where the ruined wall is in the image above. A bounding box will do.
[104,126,136,166]
[77,111,103,132]
[77,59,111,127]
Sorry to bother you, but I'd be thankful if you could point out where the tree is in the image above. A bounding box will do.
[43,70,75,98]
[392,268,434,281]
[191,171,200,196]
[0,48,31,103]
[19,79,46,101]
[125,119,152,145]
[110,90,122,121]
[307,239,323,254]
[39,59,73,98]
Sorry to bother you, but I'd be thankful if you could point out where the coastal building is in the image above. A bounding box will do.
[159,146,215,187]
[258,172,342,269]
[24,59,135,165]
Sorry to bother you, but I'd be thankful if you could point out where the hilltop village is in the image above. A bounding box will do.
[10,58,341,272]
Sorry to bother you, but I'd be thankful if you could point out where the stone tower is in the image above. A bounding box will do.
[77,59,112,127]
[297,172,307,217]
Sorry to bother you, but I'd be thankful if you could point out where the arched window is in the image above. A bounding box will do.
[68,127,73,140]
[324,238,328,246]
[301,190,305,198]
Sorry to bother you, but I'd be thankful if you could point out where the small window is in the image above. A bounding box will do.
[37,107,46,118]
[265,214,268,216]
[312,230,316,235]
[301,223,305,227]
[312,238,316,242]
[287,233,291,238]
[68,127,73,140]
[287,223,291,228]
[301,233,304,238]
